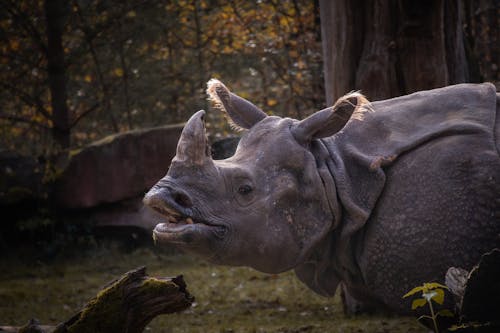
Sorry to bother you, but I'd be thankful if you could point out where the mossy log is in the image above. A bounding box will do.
[0,267,194,333]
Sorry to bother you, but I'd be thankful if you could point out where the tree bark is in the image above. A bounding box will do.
[0,267,194,333]
[463,0,499,89]
[319,0,364,106]
[355,0,401,100]
[44,0,71,149]
[319,0,471,104]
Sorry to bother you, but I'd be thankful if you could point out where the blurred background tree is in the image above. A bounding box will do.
[0,0,497,156]
[0,0,323,155]
[320,0,499,105]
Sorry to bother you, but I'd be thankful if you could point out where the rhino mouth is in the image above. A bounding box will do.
[151,206,227,245]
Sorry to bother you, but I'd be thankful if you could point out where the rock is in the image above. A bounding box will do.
[54,124,183,209]
[445,248,500,332]
[460,248,500,323]
[91,196,160,231]
[445,266,469,307]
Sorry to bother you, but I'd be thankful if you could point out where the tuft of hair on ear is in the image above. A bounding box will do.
[332,91,373,122]
[206,78,246,132]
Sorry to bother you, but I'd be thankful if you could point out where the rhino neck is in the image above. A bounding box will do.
[294,139,367,296]
[294,235,340,296]
[310,139,342,229]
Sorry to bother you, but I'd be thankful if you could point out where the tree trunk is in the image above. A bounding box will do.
[44,0,71,149]
[463,0,499,89]
[319,0,471,104]
[319,0,365,106]
[0,267,194,333]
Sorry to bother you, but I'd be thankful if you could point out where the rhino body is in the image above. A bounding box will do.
[144,81,500,314]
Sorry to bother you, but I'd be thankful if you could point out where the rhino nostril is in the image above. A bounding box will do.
[174,191,193,208]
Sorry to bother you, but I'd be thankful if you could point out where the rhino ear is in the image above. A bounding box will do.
[292,92,371,142]
[207,79,267,130]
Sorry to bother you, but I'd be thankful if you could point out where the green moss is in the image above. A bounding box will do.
[68,148,82,158]
[140,277,178,294]
[62,280,126,332]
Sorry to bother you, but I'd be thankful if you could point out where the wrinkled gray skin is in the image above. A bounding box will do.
[144,80,500,314]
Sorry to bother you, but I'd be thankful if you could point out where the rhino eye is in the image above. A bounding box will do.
[238,184,253,195]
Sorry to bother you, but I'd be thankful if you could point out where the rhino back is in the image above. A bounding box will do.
[320,83,500,313]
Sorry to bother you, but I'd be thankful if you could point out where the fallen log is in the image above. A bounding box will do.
[0,267,194,333]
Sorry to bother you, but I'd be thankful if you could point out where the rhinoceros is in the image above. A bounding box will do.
[144,80,500,314]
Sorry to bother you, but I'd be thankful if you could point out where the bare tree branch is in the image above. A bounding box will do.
[0,82,51,120]
[71,102,100,127]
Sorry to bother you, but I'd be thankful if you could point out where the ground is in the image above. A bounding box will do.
[0,245,425,333]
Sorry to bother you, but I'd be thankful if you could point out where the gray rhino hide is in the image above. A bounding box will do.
[300,83,499,310]
[324,83,495,233]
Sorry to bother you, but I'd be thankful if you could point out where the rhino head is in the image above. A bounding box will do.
[144,79,367,274]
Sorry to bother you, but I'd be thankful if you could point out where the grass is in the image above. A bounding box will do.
[0,245,425,332]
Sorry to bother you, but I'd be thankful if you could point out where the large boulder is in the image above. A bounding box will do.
[55,124,183,209]
[91,196,160,231]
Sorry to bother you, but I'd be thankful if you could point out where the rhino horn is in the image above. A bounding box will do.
[174,110,213,166]
[292,92,371,142]
[207,79,267,130]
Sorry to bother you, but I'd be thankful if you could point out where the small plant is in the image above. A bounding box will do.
[403,282,454,333]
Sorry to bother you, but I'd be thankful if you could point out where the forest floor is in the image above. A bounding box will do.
[0,243,426,333]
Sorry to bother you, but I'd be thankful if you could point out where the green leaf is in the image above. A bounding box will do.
[403,285,425,298]
[431,288,445,305]
[436,309,454,317]
[411,298,427,310]
[423,282,449,290]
